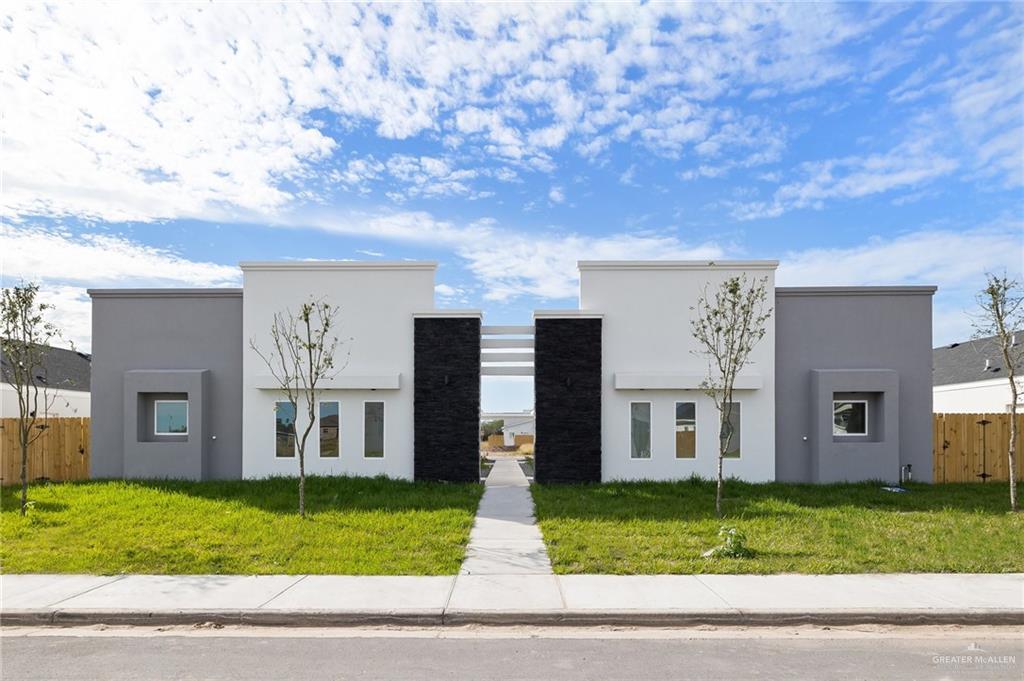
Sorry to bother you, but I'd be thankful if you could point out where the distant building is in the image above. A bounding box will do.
[933,334,1023,413]
[480,411,535,447]
[1,343,91,418]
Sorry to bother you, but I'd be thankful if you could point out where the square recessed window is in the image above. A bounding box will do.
[833,400,868,436]
[154,400,188,435]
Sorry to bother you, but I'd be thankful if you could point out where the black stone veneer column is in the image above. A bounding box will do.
[534,317,602,483]
[414,316,481,482]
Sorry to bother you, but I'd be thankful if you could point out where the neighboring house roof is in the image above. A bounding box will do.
[933,333,1023,386]
[0,342,92,392]
[320,414,339,428]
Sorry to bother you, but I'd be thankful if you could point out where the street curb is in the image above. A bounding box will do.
[3,608,1021,628]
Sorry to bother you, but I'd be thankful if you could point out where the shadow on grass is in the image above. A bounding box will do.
[1,475,483,517]
[531,478,1014,522]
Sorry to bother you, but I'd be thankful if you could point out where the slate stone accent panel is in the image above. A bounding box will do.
[535,318,602,483]
[414,317,481,482]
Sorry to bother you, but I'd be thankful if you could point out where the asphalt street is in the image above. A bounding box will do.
[2,625,1021,680]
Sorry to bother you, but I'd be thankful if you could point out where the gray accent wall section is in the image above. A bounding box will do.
[413,315,482,482]
[534,317,602,483]
[89,289,243,480]
[774,287,936,483]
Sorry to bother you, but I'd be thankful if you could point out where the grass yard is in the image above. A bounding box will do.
[1,476,483,575]
[531,479,1024,574]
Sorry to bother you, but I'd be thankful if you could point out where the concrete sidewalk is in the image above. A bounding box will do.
[3,573,1021,627]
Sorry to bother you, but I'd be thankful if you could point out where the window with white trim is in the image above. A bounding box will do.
[675,402,696,459]
[154,400,188,436]
[275,401,296,458]
[630,402,651,459]
[320,401,339,458]
[364,401,384,458]
[833,400,868,436]
[722,402,741,459]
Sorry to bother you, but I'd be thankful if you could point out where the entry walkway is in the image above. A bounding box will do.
[459,459,551,575]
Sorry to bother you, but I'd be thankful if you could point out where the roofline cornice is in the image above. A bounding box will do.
[777,286,937,297]
[240,261,437,271]
[87,289,242,299]
[578,260,779,271]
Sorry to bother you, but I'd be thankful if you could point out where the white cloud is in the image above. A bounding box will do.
[731,134,958,220]
[1,225,240,350]
[2,2,890,223]
[461,232,725,302]
[548,186,566,204]
[619,164,639,186]
[434,284,459,297]
[778,221,1024,344]
[290,208,724,303]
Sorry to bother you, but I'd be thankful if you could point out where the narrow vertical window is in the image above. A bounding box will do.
[722,402,741,458]
[275,401,296,458]
[630,402,651,459]
[320,401,339,457]
[364,401,384,458]
[675,402,696,459]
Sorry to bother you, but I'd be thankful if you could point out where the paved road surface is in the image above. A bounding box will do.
[3,626,1020,680]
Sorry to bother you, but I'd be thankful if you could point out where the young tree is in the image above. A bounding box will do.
[973,273,1022,512]
[250,298,349,517]
[691,275,773,518]
[1,283,63,516]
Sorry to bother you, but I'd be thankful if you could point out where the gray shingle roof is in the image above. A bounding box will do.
[933,333,1023,386]
[1,343,91,392]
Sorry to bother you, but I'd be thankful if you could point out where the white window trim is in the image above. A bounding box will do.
[628,401,653,461]
[153,399,188,436]
[362,400,386,460]
[318,399,341,459]
[720,399,742,459]
[833,399,869,437]
[674,400,698,460]
[274,400,296,458]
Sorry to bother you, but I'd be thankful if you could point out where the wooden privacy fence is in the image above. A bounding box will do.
[933,413,1024,483]
[0,417,90,484]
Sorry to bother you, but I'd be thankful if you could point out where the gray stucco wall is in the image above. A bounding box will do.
[89,290,243,480]
[774,287,936,483]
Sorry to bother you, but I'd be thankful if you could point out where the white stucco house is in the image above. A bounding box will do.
[933,334,1023,413]
[1,344,91,418]
[88,258,937,484]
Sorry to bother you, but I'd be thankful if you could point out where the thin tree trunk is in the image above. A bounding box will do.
[20,433,28,516]
[715,452,724,518]
[298,454,306,518]
[1009,382,1019,513]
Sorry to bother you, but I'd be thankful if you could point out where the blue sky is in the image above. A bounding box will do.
[2,2,1022,411]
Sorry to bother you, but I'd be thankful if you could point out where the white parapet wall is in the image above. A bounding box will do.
[240,261,437,480]
[1,384,90,418]
[578,260,778,482]
[933,376,1023,414]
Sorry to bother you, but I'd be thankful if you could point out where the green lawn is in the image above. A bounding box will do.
[532,479,1024,574]
[1,476,483,575]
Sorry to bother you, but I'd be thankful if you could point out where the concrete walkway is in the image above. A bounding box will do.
[3,573,1022,627]
[459,458,551,575]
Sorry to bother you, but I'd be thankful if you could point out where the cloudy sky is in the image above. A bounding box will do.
[2,2,1022,410]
